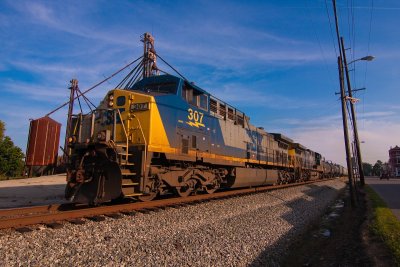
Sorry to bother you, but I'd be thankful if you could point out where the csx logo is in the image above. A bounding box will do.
[186,108,205,128]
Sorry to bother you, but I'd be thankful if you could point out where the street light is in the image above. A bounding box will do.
[347,55,375,65]
[340,37,375,187]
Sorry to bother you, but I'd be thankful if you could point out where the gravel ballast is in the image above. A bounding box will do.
[0,179,345,266]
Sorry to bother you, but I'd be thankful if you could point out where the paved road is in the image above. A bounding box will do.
[0,174,67,209]
[365,176,400,220]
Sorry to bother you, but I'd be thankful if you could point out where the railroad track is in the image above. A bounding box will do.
[0,179,336,231]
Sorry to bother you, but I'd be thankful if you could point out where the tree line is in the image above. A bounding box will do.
[0,120,24,179]
[362,160,386,176]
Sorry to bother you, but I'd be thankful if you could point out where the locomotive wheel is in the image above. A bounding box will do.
[138,190,158,202]
[175,185,192,197]
[138,178,160,202]
[205,180,220,194]
[205,186,217,194]
[175,178,198,197]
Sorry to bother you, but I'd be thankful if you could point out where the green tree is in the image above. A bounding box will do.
[372,160,383,176]
[362,162,373,176]
[0,120,24,178]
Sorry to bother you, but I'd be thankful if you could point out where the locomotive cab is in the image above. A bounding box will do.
[65,75,179,204]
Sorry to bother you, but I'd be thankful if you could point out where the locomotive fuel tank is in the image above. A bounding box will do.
[227,167,279,188]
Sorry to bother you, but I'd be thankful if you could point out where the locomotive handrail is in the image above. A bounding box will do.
[131,114,148,192]
[116,109,129,162]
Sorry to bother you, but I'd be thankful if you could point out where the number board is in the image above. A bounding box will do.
[130,102,149,111]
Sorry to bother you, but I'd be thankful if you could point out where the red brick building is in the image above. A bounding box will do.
[389,146,400,177]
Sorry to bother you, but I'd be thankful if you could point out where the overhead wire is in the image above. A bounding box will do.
[305,0,336,86]
[77,88,95,112]
[155,53,188,81]
[46,56,143,117]
[325,0,339,57]
[361,0,374,130]
[115,61,141,89]
[126,64,144,88]
[75,89,83,114]
[121,60,144,89]
[364,0,374,86]
[350,0,357,89]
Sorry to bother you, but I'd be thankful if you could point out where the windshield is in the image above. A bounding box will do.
[134,82,177,95]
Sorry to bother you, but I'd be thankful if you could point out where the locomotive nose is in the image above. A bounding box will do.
[65,157,122,204]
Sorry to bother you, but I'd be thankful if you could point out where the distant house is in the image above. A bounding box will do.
[389,146,400,177]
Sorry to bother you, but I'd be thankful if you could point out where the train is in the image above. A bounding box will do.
[64,33,346,204]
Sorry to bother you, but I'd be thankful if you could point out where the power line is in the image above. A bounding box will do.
[325,0,339,57]
[305,0,336,86]
[359,0,374,132]
[346,0,353,51]
[348,0,357,89]
[351,0,357,89]
[45,56,143,117]
[364,0,374,86]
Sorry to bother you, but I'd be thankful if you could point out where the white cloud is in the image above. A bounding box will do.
[1,80,111,106]
[201,80,324,110]
[284,111,399,166]
[26,2,54,24]
[8,1,138,46]
[359,120,400,164]
[358,111,396,118]
[291,126,346,164]
[157,40,325,71]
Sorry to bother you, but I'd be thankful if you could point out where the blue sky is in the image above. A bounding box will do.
[0,0,399,166]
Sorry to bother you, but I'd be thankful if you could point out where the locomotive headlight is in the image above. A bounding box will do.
[108,94,114,107]
[97,131,106,141]
[68,136,76,143]
[96,130,110,142]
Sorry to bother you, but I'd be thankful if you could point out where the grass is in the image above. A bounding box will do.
[365,185,400,265]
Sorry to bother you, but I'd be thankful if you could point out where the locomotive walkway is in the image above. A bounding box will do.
[365,176,400,220]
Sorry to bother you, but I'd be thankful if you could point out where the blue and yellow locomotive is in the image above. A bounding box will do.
[65,33,345,204]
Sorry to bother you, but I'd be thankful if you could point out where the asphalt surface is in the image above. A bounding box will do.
[0,174,67,209]
[365,176,400,220]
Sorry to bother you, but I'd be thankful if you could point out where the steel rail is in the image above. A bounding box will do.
[0,203,87,218]
[0,178,337,230]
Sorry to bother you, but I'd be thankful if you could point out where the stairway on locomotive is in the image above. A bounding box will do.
[66,102,144,204]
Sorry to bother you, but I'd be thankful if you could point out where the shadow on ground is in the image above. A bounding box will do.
[248,183,344,266]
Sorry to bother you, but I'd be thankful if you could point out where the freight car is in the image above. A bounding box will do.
[65,33,346,204]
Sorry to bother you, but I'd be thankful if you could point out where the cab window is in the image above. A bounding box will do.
[182,83,208,111]
[199,94,208,110]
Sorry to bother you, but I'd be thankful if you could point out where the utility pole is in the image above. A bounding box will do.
[64,79,78,162]
[332,0,343,59]
[338,56,356,207]
[333,0,356,207]
[340,37,366,186]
